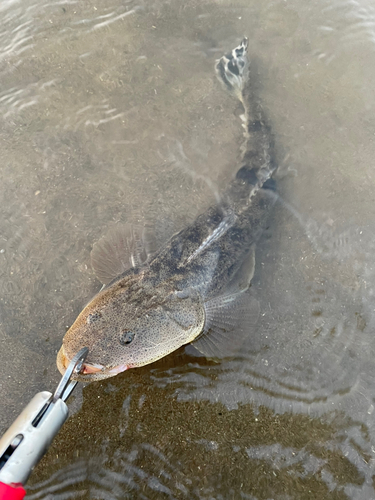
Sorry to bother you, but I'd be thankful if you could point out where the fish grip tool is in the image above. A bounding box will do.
[0,347,88,497]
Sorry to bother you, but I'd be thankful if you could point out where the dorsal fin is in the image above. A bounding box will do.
[91,223,149,285]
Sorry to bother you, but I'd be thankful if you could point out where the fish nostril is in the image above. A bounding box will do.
[87,311,102,324]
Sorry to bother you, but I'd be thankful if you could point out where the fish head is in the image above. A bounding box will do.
[57,276,205,381]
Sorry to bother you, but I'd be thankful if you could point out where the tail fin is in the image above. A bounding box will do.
[215,37,249,103]
[216,38,276,190]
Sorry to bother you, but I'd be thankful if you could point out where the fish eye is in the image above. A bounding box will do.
[120,330,135,346]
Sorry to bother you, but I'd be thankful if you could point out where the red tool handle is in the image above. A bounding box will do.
[0,482,26,500]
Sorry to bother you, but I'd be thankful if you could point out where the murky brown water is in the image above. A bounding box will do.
[1,0,375,498]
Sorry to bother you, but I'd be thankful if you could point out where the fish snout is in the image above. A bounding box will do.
[57,345,104,374]
[57,345,128,379]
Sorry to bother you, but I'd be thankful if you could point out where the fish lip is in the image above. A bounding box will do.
[81,362,105,374]
[58,347,129,379]
[107,364,129,375]
[79,361,129,378]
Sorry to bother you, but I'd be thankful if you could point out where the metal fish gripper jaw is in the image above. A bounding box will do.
[0,347,88,487]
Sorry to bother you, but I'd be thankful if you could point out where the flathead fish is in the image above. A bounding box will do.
[57,38,277,381]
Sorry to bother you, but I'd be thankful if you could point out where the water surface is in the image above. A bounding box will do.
[1,0,375,498]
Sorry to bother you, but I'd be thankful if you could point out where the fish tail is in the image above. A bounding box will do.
[215,37,249,102]
[216,38,276,190]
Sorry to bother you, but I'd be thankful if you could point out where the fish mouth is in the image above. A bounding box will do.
[81,362,105,375]
[57,346,129,381]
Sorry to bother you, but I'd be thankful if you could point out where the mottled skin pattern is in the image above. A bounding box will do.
[57,39,277,381]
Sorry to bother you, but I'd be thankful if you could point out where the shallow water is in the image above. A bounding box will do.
[1,0,375,498]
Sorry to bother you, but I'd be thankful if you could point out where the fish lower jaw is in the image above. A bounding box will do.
[81,362,106,374]
[107,364,129,375]
[80,361,129,376]
[58,346,129,378]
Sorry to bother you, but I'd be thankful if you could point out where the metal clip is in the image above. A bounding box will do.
[53,347,88,402]
[0,347,89,486]
[32,347,89,428]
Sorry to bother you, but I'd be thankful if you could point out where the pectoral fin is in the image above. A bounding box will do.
[91,223,151,285]
[226,246,255,295]
[191,290,260,359]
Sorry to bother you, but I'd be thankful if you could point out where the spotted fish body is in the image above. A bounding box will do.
[57,38,277,381]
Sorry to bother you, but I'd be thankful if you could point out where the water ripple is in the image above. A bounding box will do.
[319,0,375,60]
[27,449,194,500]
